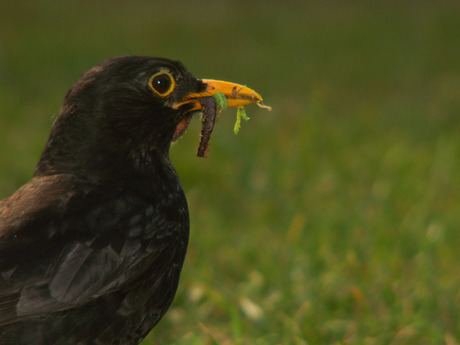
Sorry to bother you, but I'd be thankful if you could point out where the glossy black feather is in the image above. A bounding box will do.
[0,56,203,344]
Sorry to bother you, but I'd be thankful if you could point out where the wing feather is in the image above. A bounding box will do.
[0,174,178,326]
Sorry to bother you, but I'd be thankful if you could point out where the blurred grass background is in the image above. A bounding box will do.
[1,1,459,344]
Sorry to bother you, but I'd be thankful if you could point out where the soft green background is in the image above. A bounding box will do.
[1,1,459,344]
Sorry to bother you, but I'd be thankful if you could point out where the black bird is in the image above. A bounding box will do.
[0,56,262,345]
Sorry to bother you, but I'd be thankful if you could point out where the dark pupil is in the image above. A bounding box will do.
[153,74,171,94]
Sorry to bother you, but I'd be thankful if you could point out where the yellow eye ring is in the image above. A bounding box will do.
[149,72,175,97]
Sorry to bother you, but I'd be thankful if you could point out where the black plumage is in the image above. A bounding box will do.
[0,56,259,345]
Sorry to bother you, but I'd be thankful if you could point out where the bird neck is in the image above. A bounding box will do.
[34,104,175,185]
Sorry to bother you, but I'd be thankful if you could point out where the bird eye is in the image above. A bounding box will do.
[149,72,175,97]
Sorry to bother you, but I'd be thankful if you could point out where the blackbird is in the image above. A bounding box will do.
[0,56,262,344]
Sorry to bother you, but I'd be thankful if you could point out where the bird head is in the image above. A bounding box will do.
[35,56,262,181]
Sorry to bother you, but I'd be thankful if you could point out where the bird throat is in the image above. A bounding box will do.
[172,115,192,142]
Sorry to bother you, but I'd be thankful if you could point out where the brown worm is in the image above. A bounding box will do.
[196,96,218,157]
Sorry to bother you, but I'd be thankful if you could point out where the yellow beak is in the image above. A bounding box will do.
[175,79,263,111]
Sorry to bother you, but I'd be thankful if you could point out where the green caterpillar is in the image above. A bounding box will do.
[212,92,227,111]
[234,106,250,135]
[211,92,251,135]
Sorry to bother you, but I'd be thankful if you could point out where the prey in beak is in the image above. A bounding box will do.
[173,79,267,157]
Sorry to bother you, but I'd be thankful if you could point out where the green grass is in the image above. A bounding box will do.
[1,1,459,344]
